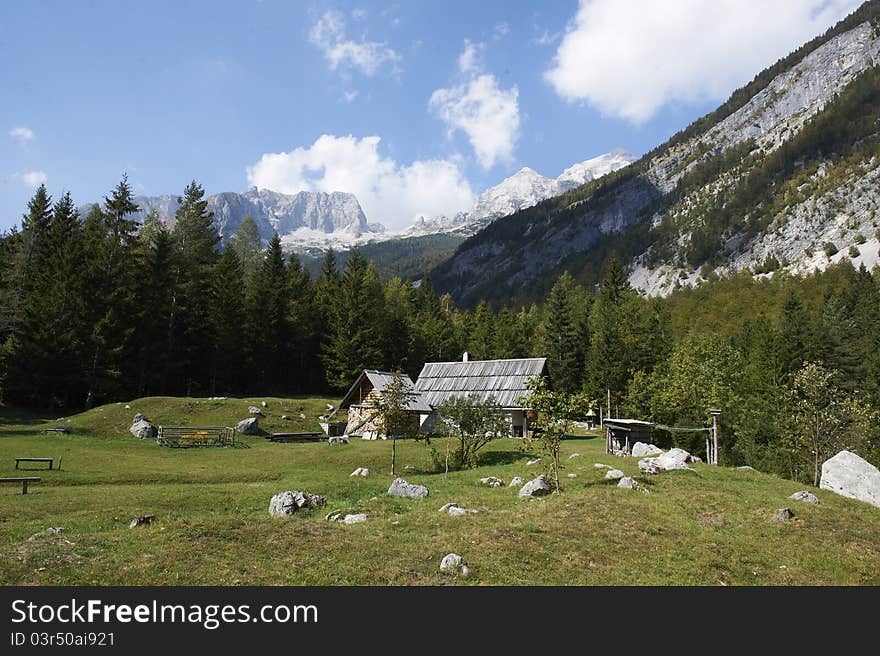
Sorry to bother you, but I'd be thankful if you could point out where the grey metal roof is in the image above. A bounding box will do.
[604,418,655,430]
[414,358,547,409]
[338,370,432,413]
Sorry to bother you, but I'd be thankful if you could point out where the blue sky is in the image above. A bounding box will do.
[0,0,862,231]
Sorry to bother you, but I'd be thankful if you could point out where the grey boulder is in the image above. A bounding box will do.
[130,416,156,439]
[820,450,880,508]
[387,478,429,499]
[604,469,625,480]
[631,442,663,457]
[518,475,552,498]
[248,406,263,416]
[508,476,524,488]
[617,476,640,490]
[236,417,261,435]
[269,490,326,517]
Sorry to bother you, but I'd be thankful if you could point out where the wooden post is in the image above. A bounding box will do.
[710,409,721,465]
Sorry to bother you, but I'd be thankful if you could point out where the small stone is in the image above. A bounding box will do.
[342,513,366,524]
[260,401,267,408]
[605,469,625,480]
[773,508,795,523]
[124,404,131,410]
[567,473,577,478]
[281,415,291,420]
[328,435,349,446]
[789,490,820,505]
[526,458,541,466]
[440,553,463,572]
[404,464,416,472]
[248,406,263,416]
[129,514,155,528]
[508,476,524,488]
[350,467,370,477]
[737,466,756,471]
[438,502,461,512]
[299,413,306,419]
[617,477,639,490]
[460,565,471,577]
[594,463,611,469]
[479,476,504,488]
[568,453,581,459]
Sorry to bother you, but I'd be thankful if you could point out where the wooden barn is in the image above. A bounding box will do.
[334,369,432,439]
[414,355,548,437]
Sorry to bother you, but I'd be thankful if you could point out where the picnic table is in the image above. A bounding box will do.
[15,457,60,470]
[0,477,41,494]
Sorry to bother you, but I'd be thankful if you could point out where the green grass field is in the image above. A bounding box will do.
[1,396,879,585]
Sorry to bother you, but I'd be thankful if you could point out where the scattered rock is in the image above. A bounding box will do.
[820,450,880,508]
[594,463,611,469]
[268,491,326,517]
[124,404,131,410]
[479,476,504,488]
[328,435,349,446]
[260,401,268,408]
[248,406,263,415]
[129,414,156,439]
[631,442,663,457]
[342,513,366,524]
[790,490,820,505]
[526,458,541,466]
[299,413,306,419]
[639,448,695,474]
[617,477,639,490]
[387,478,429,499]
[440,553,464,573]
[773,508,794,523]
[567,473,577,478]
[518,475,552,498]
[508,476,524,488]
[605,469,625,480]
[349,467,370,477]
[567,453,581,459]
[281,415,291,420]
[129,514,155,528]
[737,466,756,471]
[439,502,478,516]
[460,565,471,577]
[236,417,261,435]
[27,527,64,541]
[404,464,416,472]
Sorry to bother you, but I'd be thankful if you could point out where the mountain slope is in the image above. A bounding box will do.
[433,3,880,307]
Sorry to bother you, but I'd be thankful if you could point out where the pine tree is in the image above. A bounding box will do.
[209,245,246,394]
[246,234,290,389]
[543,273,583,394]
[228,215,262,286]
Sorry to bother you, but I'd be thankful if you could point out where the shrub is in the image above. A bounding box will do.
[848,245,860,258]
[823,242,838,257]
[854,232,867,245]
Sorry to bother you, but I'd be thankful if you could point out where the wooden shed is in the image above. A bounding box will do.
[604,418,655,454]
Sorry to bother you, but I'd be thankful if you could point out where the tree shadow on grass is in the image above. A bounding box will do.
[477,450,528,467]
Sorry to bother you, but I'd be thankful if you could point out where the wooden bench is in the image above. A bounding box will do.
[15,457,59,470]
[267,432,323,443]
[0,477,41,494]
[157,426,235,447]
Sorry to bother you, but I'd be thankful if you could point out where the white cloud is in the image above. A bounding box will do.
[545,0,862,123]
[9,126,34,144]
[430,42,520,170]
[342,89,359,103]
[246,134,474,230]
[493,22,510,39]
[19,170,47,187]
[309,9,400,76]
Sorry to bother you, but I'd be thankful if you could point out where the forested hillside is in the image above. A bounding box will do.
[1,176,878,486]
[432,2,880,307]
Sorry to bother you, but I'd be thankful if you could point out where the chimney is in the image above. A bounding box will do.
[462,352,469,362]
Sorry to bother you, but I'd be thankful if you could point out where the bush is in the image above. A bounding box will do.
[823,242,839,257]
[848,245,860,258]
[854,232,867,245]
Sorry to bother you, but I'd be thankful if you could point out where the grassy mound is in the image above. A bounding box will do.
[1,397,878,585]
